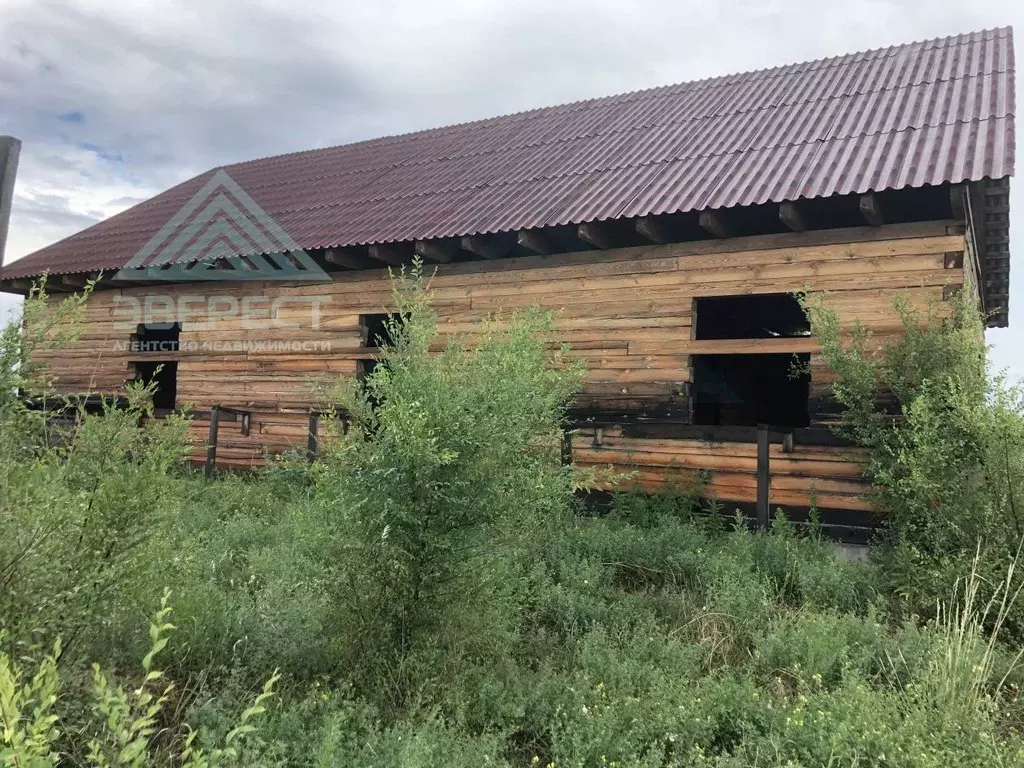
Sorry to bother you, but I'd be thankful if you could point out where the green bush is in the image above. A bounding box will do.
[806,291,1024,630]
[2,275,1023,766]
[309,263,585,705]
[1,592,278,768]
[1,284,193,658]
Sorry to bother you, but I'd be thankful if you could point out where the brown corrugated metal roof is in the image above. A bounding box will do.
[2,27,1015,295]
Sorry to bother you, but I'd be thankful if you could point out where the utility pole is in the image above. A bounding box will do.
[0,136,22,269]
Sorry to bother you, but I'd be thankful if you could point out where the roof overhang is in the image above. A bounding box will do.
[965,177,1011,327]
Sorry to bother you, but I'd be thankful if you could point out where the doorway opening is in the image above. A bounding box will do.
[132,361,178,410]
[691,354,809,427]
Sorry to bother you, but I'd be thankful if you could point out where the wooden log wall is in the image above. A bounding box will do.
[572,425,871,512]
[31,220,969,510]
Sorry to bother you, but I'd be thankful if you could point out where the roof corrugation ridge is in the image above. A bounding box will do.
[219,26,1013,171]
[204,61,1012,206]
[214,68,1012,207]
[242,115,1009,221]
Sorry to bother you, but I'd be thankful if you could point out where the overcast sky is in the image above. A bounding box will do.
[0,0,1020,380]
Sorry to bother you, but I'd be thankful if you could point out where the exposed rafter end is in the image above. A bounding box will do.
[324,248,377,270]
[1,278,33,293]
[859,193,883,226]
[461,234,512,260]
[635,216,669,244]
[778,201,807,232]
[367,243,409,267]
[414,238,459,263]
[517,229,557,255]
[577,222,615,250]
[698,209,730,238]
[59,273,93,289]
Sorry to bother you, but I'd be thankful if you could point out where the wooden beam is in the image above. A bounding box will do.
[698,209,730,238]
[966,181,990,311]
[367,243,408,267]
[859,193,883,226]
[1,278,32,292]
[461,234,512,260]
[577,222,615,250]
[307,411,320,463]
[324,248,377,270]
[635,216,669,244]
[517,229,557,255]
[560,426,573,465]
[205,406,220,477]
[59,273,91,289]
[414,238,459,263]
[950,184,967,223]
[778,201,807,232]
[756,424,770,530]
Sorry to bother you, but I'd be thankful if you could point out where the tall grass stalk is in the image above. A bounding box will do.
[910,542,1024,720]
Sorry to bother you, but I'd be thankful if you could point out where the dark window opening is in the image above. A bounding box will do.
[132,322,181,354]
[132,361,178,410]
[694,294,809,340]
[692,353,809,428]
[361,313,405,348]
[356,358,379,381]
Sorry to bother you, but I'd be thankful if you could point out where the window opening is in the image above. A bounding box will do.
[132,322,181,354]
[691,294,810,427]
[361,313,405,348]
[694,294,809,340]
[132,361,178,410]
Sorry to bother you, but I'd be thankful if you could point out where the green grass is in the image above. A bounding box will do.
[3,274,1024,766]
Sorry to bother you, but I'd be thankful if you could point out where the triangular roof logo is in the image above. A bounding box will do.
[114,169,329,283]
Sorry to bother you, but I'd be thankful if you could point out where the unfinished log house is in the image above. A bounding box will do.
[0,28,1014,539]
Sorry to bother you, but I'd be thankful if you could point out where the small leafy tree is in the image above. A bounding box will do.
[317,263,585,702]
[1,280,192,656]
[1,279,92,477]
[805,290,1024,625]
[0,591,278,767]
